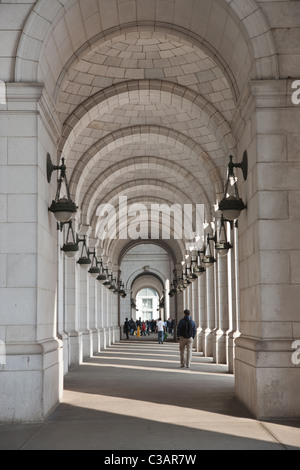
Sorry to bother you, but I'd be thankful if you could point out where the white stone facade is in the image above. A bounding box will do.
[0,0,299,422]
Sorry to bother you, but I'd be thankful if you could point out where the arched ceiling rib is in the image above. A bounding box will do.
[119,240,178,268]
[59,80,234,161]
[93,195,202,263]
[69,125,225,219]
[102,235,186,268]
[132,275,164,300]
[92,179,201,226]
[83,155,209,226]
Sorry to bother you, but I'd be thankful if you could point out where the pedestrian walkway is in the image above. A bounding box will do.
[1,340,300,450]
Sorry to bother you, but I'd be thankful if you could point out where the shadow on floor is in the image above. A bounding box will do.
[2,404,294,451]
[1,340,300,451]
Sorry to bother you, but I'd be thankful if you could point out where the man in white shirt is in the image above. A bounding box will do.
[156,317,165,344]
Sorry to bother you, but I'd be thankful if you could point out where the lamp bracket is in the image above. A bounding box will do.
[47,153,67,183]
[47,153,57,183]
[229,151,248,181]
[207,234,217,244]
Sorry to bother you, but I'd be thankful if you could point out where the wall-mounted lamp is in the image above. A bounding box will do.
[201,235,216,268]
[192,251,206,277]
[177,277,184,292]
[97,268,126,298]
[57,221,127,299]
[88,250,101,277]
[97,265,108,283]
[109,275,117,292]
[58,220,79,258]
[113,281,120,295]
[219,152,248,221]
[208,216,232,258]
[77,236,91,269]
[186,264,197,283]
[103,271,112,288]
[169,282,176,297]
[118,281,127,298]
[47,153,77,223]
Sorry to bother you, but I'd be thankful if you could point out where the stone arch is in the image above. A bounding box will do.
[53,27,240,106]
[70,125,224,208]
[125,266,167,292]
[82,155,209,226]
[118,239,180,267]
[93,189,202,259]
[59,79,235,164]
[92,179,195,229]
[103,237,188,271]
[14,0,278,95]
[132,274,165,300]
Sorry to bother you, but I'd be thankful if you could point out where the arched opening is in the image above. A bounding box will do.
[136,288,160,321]
[119,243,175,327]
[46,1,248,411]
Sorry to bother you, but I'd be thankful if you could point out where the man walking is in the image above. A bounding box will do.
[177,309,196,368]
[156,317,166,344]
[124,318,130,340]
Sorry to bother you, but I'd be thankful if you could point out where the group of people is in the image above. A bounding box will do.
[123,310,196,368]
[123,318,175,339]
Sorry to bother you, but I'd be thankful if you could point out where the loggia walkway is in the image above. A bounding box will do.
[1,338,300,450]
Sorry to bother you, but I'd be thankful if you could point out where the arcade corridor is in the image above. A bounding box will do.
[1,339,299,450]
[1,0,300,430]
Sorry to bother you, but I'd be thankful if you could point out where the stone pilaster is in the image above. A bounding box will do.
[198,274,206,353]
[234,80,300,418]
[215,255,229,364]
[89,276,99,355]
[64,256,80,368]
[0,84,63,422]
[79,266,92,359]
[204,265,215,357]
[227,223,241,373]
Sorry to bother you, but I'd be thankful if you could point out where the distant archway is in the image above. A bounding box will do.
[136,287,160,321]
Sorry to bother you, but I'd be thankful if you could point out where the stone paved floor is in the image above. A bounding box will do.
[1,339,300,451]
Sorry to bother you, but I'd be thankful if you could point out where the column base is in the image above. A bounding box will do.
[204,328,213,357]
[196,327,204,352]
[91,328,100,355]
[0,339,63,423]
[68,330,82,366]
[60,332,69,375]
[227,330,241,374]
[214,329,227,365]
[235,336,300,419]
[99,328,106,350]
[81,329,93,359]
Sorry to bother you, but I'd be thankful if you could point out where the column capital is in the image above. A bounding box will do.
[250,79,298,108]
[5,82,44,102]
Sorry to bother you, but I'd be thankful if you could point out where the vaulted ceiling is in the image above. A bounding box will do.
[55,30,239,265]
[17,0,276,267]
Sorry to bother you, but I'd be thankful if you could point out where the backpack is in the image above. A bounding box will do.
[182,319,193,338]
